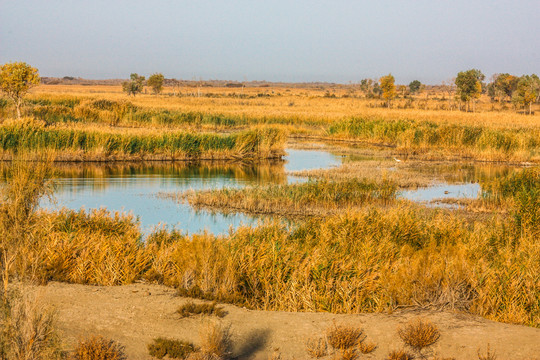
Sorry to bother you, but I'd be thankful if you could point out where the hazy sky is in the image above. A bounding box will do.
[1,0,538,84]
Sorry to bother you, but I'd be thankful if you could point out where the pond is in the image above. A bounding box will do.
[41,149,343,235]
[22,147,525,234]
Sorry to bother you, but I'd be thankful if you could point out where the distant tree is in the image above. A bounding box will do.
[455,69,485,111]
[488,73,518,102]
[122,73,145,96]
[512,74,540,114]
[398,85,407,97]
[0,62,40,118]
[147,73,165,95]
[408,80,421,94]
[379,74,396,107]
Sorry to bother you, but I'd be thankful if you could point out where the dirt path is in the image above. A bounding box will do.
[27,282,539,359]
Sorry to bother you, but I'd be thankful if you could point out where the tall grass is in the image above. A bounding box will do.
[0,124,286,161]
[328,117,540,161]
[186,178,397,216]
[1,162,539,328]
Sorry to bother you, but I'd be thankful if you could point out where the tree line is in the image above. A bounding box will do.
[1,62,539,118]
[362,70,539,114]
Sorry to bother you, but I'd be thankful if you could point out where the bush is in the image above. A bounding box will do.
[148,338,196,359]
[73,335,127,360]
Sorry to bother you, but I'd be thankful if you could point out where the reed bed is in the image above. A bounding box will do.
[0,123,286,161]
[328,117,540,161]
[4,91,539,161]
[12,205,537,327]
[184,178,398,216]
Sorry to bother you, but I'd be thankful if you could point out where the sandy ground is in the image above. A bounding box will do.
[26,282,540,360]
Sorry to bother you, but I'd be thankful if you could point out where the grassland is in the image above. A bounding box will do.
[1,84,538,162]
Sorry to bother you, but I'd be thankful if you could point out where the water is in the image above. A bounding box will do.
[41,149,343,235]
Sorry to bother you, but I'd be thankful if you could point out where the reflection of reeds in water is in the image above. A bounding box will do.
[0,160,288,196]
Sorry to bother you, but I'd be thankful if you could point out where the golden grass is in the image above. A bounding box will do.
[147,338,196,359]
[326,324,364,350]
[305,336,328,358]
[29,85,540,130]
[397,318,440,354]
[73,335,127,360]
[177,301,226,318]
[183,177,397,217]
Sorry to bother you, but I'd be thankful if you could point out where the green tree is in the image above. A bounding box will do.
[490,73,518,102]
[455,69,485,112]
[122,73,145,96]
[0,62,40,119]
[147,73,165,95]
[379,74,396,107]
[512,74,540,115]
[408,80,421,94]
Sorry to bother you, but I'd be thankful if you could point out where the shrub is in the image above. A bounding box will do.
[177,301,226,318]
[72,335,126,360]
[398,318,440,354]
[305,336,328,358]
[326,324,364,350]
[198,321,233,360]
[147,338,196,359]
[387,349,415,360]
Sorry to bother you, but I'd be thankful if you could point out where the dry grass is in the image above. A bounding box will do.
[305,336,328,358]
[387,349,415,360]
[185,177,397,217]
[477,344,497,360]
[147,338,196,359]
[198,321,233,360]
[358,340,377,354]
[72,335,127,360]
[177,301,226,318]
[397,318,440,355]
[326,324,364,350]
[0,290,62,360]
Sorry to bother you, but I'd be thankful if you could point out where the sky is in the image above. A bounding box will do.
[1,0,539,84]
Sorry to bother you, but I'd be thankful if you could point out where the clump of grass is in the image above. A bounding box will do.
[477,344,496,360]
[387,349,415,360]
[0,290,62,360]
[177,301,226,318]
[326,324,364,350]
[305,336,328,358]
[73,335,126,360]
[358,340,377,354]
[147,338,196,359]
[398,318,440,356]
[198,321,233,360]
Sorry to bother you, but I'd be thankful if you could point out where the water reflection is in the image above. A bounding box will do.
[8,149,343,235]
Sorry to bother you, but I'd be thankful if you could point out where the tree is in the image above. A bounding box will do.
[379,74,396,107]
[409,80,421,94]
[147,73,165,95]
[489,73,518,102]
[122,73,145,96]
[0,62,40,119]
[512,74,540,115]
[455,69,485,111]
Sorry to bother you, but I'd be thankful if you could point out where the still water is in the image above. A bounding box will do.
[34,147,524,234]
[42,149,342,235]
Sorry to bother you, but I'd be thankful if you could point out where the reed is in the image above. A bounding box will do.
[1,162,539,329]
[328,117,540,161]
[185,177,398,216]
[0,123,286,161]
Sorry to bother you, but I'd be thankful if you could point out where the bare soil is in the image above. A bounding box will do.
[27,282,540,359]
